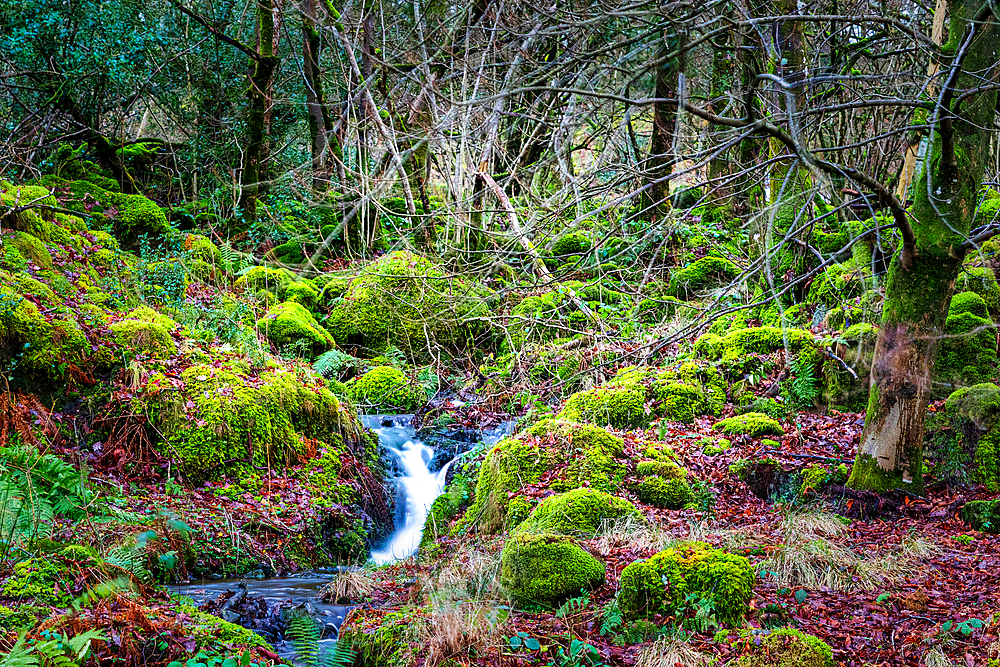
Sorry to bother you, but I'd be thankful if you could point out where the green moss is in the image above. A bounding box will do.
[551,232,593,257]
[713,412,784,437]
[235,266,295,296]
[734,628,834,667]
[667,256,740,299]
[500,532,606,605]
[635,476,693,509]
[956,266,1000,314]
[458,419,625,532]
[514,488,639,536]
[258,302,335,354]
[949,291,990,319]
[618,541,753,623]
[702,438,732,456]
[0,558,72,605]
[7,231,52,269]
[419,475,473,553]
[138,359,364,482]
[558,385,646,428]
[338,608,422,667]
[348,366,425,412]
[326,251,489,360]
[109,306,177,357]
[284,281,319,309]
[960,499,1000,533]
[936,310,998,391]
[181,607,270,648]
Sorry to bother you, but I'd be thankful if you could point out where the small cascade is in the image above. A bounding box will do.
[364,415,450,564]
[364,415,513,564]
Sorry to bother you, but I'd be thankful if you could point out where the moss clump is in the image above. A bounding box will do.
[667,256,740,299]
[956,266,1000,315]
[551,232,592,257]
[960,499,1000,533]
[734,628,834,667]
[109,306,177,358]
[935,308,998,393]
[507,281,621,349]
[702,438,732,456]
[938,382,1000,490]
[458,419,625,532]
[949,291,990,319]
[514,488,639,536]
[235,266,295,297]
[7,231,52,269]
[338,608,424,667]
[258,302,335,355]
[283,281,319,309]
[138,359,365,483]
[697,326,822,372]
[419,474,473,553]
[713,412,784,437]
[499,533,606,605]
[0,558,72,605]
[558,385,646,429]
[348,366,425,412]
[635,476,693,509]
[619,541,752,623]
[325,251,489,360]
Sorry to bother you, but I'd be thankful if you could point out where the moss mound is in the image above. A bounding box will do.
[713,412,784,437]
[347,366,425,412]
[257,302,335,355]
[632,459,693,508]
[507,281,622,349]
[734,628,834,667]
[109,306,177,358]
[618,541,753,623]
[935,305,998,393]
[138,358,366,482]
[667,256,740,299]
[338,608,425,667]
[514,488,639,536]
[325,250,489,360]
[499,532,606,605]
[960,499,1000,533]
[457,419,625,533]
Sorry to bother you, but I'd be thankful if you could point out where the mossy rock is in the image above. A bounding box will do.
[457,419,625,533]
[109,306,177,358]
[284,281,319,309]
[924,383,1000,491]
[618,541,753,623]
[338,608,424,667]
[702,438,732,456]
[235,266,296,297]
[7,231,52,269]
[514,488,639,536]
[696,326,823,375]
[499,532,606,605]
[506,280,621,349]
[713,412,784,437]
[734,628,834,667]
[960,499,1000,533]
[822,323,878,410]
[325,251,490,360]
[634,476,693,509]
[347,366,425,412]
[667,256,740,299]
[257,302,335,355]
[935,307,998,395]
[138,359,367,483]
[551,232,593,257]
[558,384,646,429]
[950,291,990,319]
[956,266,1000,315]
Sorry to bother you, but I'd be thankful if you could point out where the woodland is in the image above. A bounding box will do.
[1,0,1000,665]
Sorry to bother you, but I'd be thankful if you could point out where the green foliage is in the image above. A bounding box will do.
[346,366,425,412]
[257,302,335,356]
[286,615,356,667]
[0,629,106,667]
[783,356,821,409]
[713,412,785,438]
[618,541,753,624]
[499,532,606,605]
[733,628,834,667]
[667,256,740,299]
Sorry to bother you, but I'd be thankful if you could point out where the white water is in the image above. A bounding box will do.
[364,415,451,564]
[363,415,512,564]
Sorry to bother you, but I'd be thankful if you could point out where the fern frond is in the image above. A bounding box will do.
[286,615,321,667]
[321,641,356,667]
[0,634,40,667]
[103,546,152,583]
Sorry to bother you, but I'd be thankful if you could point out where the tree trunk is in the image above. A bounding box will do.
[707,20,736,205]
[302,0,331,190]
[239,0,278,219]
[640,22,683,219]
[849,0,999,494]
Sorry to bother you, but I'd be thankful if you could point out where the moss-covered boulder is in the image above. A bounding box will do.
[956,266,1000,316]
[822,322,877,411]
[557,361,726,428]
[514,488,639,535]
[618,541,753,623]
[328,607,424,667]
[325,251,489,360]
[257,302,335,355]
[457,419,626,532]
[55,180,170,244]
[734,628,834,667]
[137,358,368,482]
[924,383,1000,491]
[632,459,693,509]
[499,533,606,605]
[109,306,177,358]
[696,326,823,375]
[346,366,426,412]
[667,256,740,299]
[235,266,296,298]
[713,412,784,438]
[935,303,998,394]
[283,281,319,309]
[960,499,1000,533]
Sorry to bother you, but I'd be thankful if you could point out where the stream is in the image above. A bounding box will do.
[171,415,511,655]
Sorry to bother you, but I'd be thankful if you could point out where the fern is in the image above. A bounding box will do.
[103,545,152,583]
[786,356,821,408]
[285,615,356,667]
[600,600,623,636]
[0,629,106,667]
[0,477,55,557]
[555,591,590,618]
[312,349,361,380]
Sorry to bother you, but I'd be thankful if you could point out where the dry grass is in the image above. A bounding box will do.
[686,521,772,554]
[635,637,711,667]
[762,510,937,591]
[596,514,678,554]
[319,567,376,603]
[420,550,511,666]
[924,647,955,667]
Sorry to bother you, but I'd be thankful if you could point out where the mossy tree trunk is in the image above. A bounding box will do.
[849,0,999,494]
[707,19,736,206]
[238,0,278,220]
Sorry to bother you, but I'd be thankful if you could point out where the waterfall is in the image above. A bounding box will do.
[363,415,451,564]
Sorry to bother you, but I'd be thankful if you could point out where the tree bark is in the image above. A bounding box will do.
[849,0,999,494]
[238,0,278,219]
[640,21,684,219]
